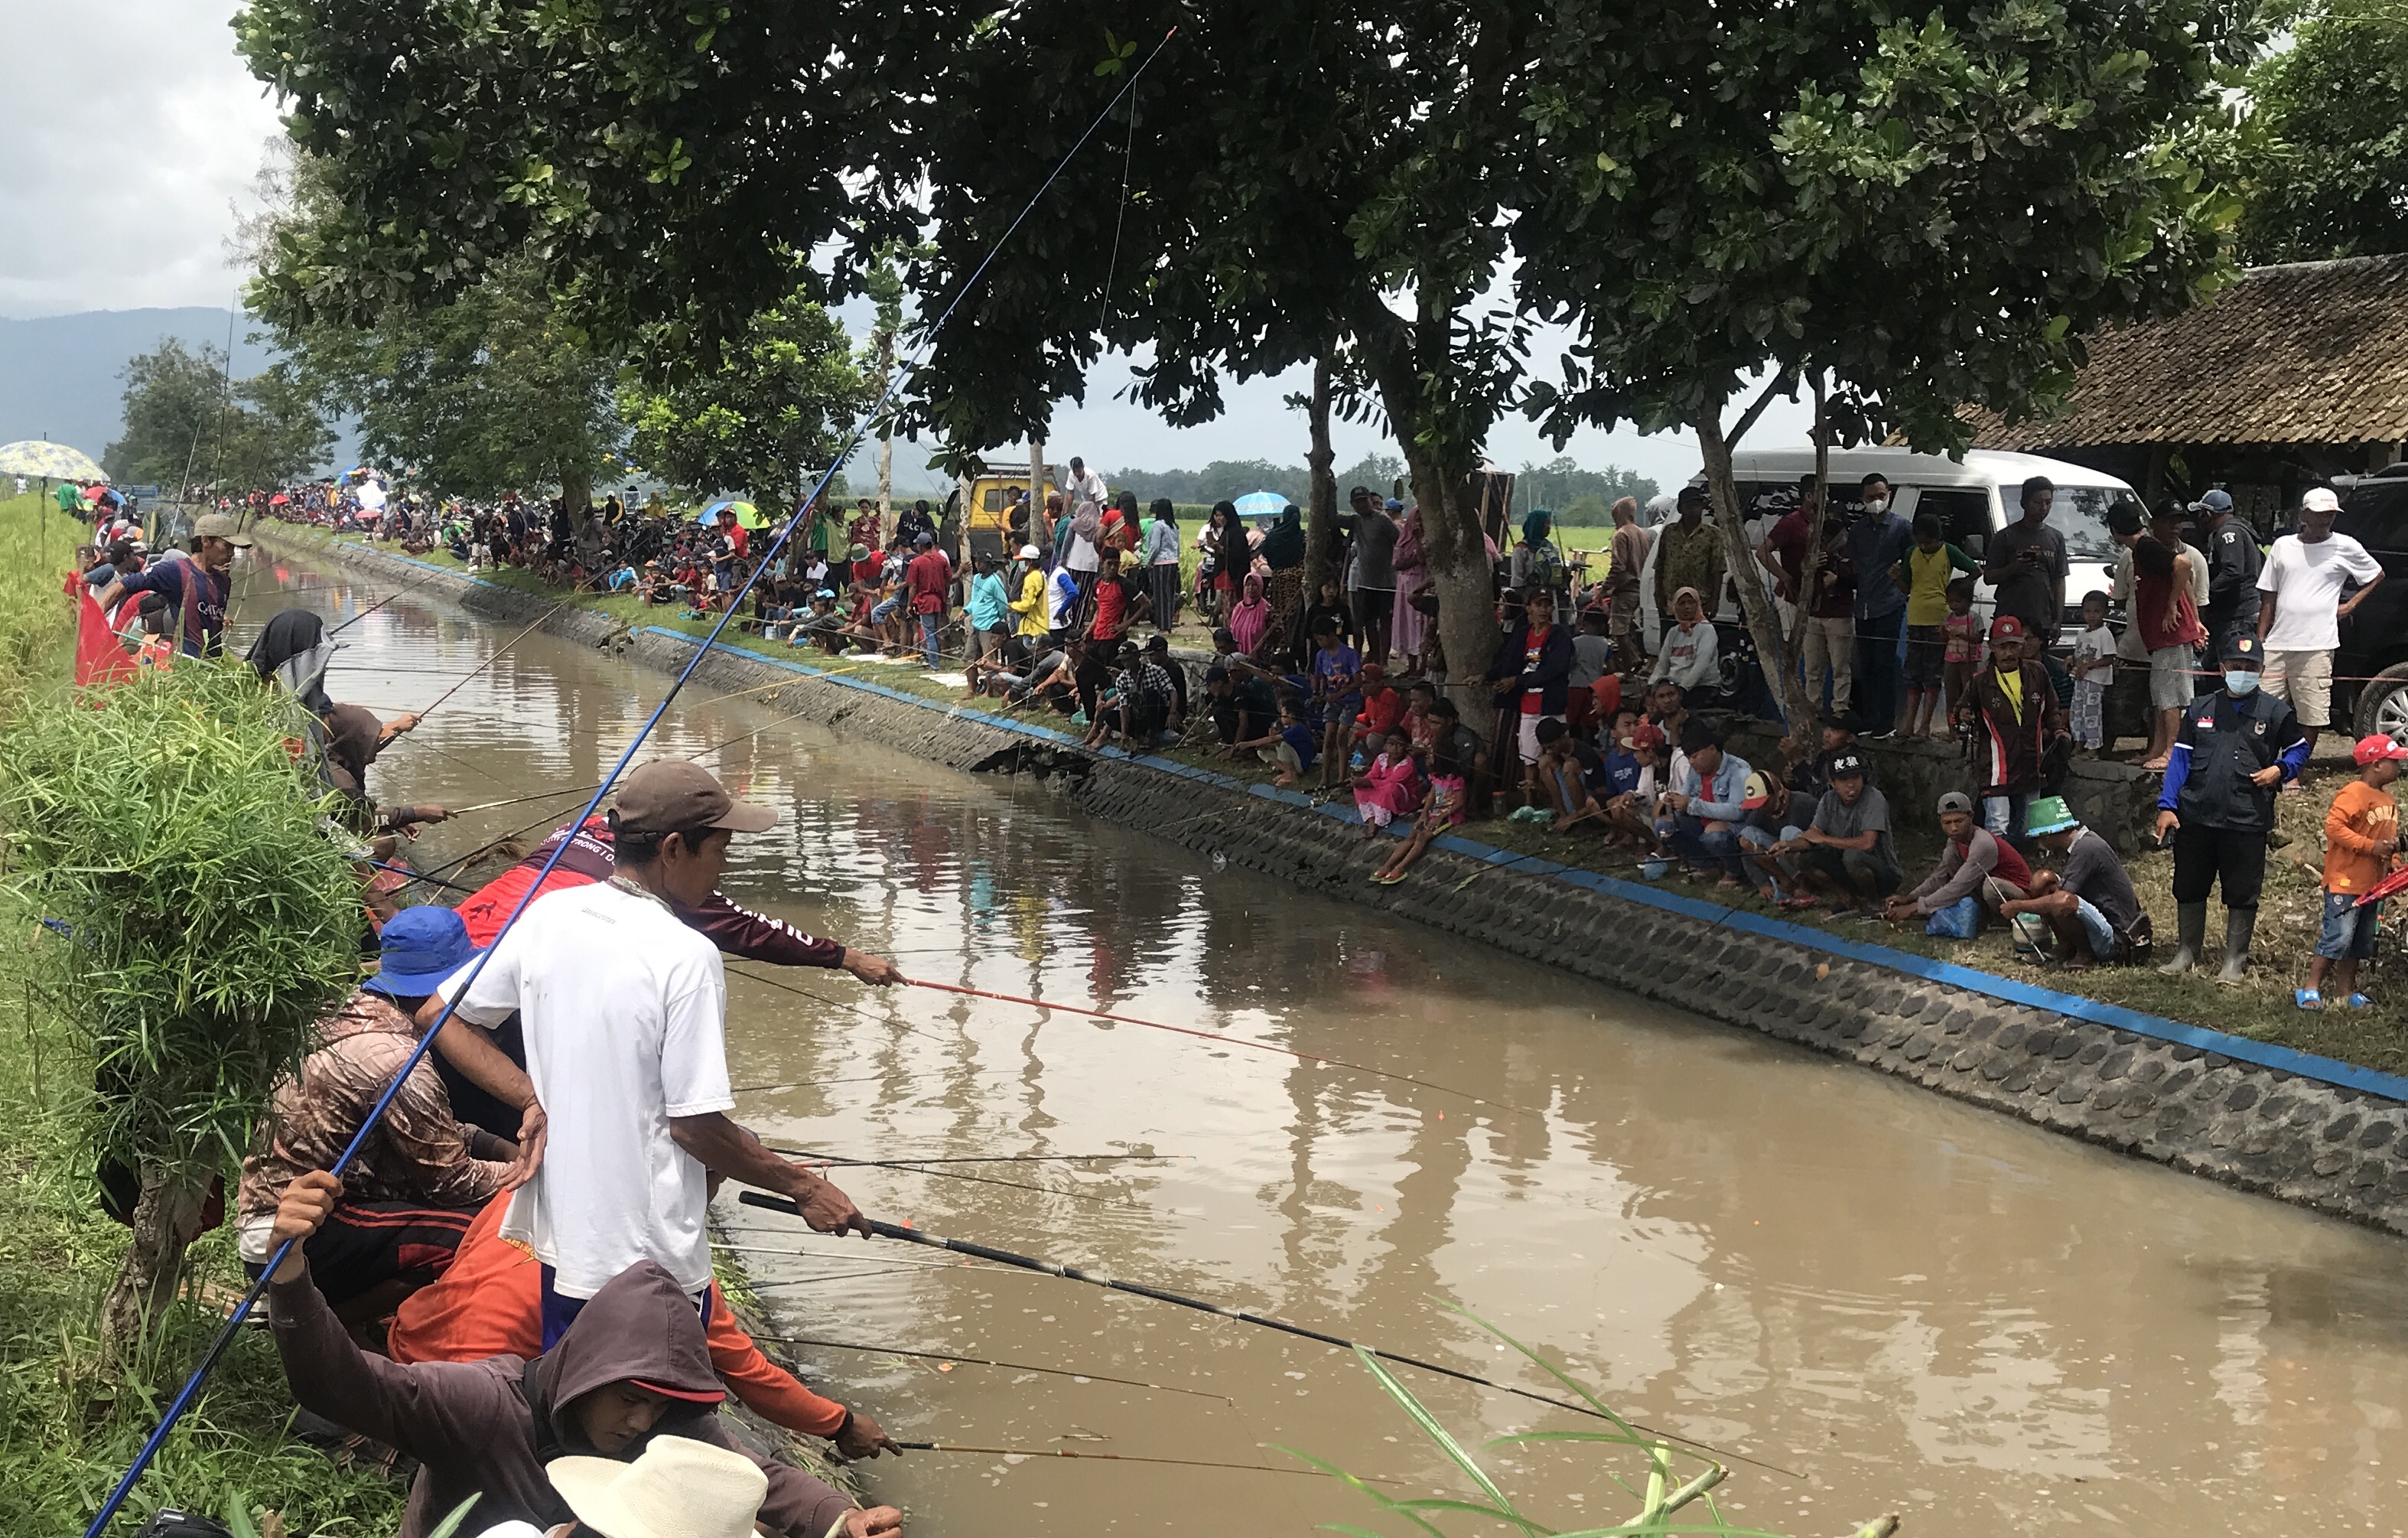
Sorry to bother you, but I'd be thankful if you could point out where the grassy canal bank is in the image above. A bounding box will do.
[0,494,406,1534]
[271,521,2408,1080]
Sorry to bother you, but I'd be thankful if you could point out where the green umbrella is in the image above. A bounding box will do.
[0,440,106,481]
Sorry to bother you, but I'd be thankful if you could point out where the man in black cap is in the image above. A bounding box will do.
[2192,488,2261,660]
[434,759,874,1346]
[2153,634,2308,981]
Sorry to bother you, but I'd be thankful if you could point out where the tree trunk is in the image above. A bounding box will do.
[1695,412,1816,750]
[559,467,592,528]
[101,1161,209,1360]
[877,336,898,527]
[1301,357,1339,603]
[1352,298,1497,735]
[1031,440,1051,559]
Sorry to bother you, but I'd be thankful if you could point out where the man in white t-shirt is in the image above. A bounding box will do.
[2257,487,2387,774]
[437,760,871,1347]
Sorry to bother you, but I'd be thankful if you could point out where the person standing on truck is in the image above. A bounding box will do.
[2257,486,2386,784]
[1983,475,2070,645]
[2194,489,2262,660]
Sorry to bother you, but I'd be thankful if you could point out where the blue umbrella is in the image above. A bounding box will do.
[1232,490,1290,520]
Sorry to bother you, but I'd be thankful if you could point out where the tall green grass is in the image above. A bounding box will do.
[0,494,405,1534]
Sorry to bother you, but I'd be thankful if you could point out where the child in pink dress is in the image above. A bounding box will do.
[1352,734,1425,836]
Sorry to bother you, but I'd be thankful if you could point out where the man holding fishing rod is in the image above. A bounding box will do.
[417,762,906,1344]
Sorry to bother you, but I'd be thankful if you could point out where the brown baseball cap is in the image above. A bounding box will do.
[192,513,254,547]
[613,760,776,836]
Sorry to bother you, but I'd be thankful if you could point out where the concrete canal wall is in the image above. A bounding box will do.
[273,532,2408,1240]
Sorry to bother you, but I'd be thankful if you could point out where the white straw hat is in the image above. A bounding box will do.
[546,1436,768,1538]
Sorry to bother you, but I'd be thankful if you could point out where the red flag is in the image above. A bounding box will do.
[75,588,138,688]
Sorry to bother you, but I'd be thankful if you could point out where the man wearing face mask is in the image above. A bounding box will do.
[1846,474,1915,737]
[2153,634,2309,981]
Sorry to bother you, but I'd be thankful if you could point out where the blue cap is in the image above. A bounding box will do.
[363,905,482,999]
[815,587,836,598]
[1384,498,1404,513]
[2195,489,2234,514]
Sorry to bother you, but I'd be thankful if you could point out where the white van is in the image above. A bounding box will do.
[1638,445,2141,646]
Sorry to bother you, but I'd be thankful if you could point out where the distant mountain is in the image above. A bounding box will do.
[0,308,278,464]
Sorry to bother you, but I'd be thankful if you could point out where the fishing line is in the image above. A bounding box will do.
[888,1442,1380,1481]
[752,1332,1232,1402]
[740,1192,1798,1481]
[83,29,1183,1531]
[362,858,475,895]
[779,1151,1182,1167]
[906,979,1538,1120]
[403,601,571,719]
[324,563,453,635]
[757,1142,1144,1208]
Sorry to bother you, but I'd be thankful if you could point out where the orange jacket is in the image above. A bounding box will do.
[386,1198,848,1436]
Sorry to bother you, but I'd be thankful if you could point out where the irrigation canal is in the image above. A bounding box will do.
[238,549,2408,1536]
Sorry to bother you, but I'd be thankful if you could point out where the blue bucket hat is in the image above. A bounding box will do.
[364,904,483,999]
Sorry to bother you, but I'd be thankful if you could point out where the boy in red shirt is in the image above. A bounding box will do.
[2302,734,2406,1009]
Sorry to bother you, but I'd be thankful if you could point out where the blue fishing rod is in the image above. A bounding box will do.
[83,29,1178,1534]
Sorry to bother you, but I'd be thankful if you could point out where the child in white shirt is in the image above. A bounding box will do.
[2068,590,2115,752]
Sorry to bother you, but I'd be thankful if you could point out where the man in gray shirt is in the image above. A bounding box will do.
[1983,475,2070,643]
[1343,487,1400,668]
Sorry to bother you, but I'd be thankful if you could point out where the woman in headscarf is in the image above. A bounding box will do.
[1258,503,1307,648]
[248,607,440,837]
[1228,570,1274,659]
[1511,508,1565,602]
[1390,500,1428,673]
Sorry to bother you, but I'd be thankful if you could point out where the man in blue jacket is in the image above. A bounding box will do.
[2153,634,2308,981]
[1658,718,1755,888]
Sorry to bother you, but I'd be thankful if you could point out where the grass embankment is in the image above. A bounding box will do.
[0,495,405,1536]
[271,520,2408,1077]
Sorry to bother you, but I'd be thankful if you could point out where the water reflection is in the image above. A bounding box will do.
[240,556,2408,1538]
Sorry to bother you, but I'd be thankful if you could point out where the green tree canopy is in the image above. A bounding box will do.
[1515,0,2254,730]
[272,256,624,509]
[103,341,332,489]
[2228,0,2408,262]
[620,287,871,510]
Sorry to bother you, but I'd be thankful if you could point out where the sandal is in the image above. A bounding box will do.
[2296,989,2324,1011]
[2346,992,2375,1010]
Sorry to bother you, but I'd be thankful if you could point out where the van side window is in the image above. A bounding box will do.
[1917,489,1992,555]
[2338,481,2408,554]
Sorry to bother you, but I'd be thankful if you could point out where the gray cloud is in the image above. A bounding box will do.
[0,0,281,316]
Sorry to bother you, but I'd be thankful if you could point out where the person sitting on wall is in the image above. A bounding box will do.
[1772,750,1903,917]
[1882,790,2034,933]
[1994,795,2149,970]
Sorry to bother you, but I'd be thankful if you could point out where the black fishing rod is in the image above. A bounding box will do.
[325,564,452,635]
[752,1332,1231,1401]
[363,857,476,894]
[739,1191,1798,1480]
[402,601,569,721]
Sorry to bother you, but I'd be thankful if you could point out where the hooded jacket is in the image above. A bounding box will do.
[268,1257,854,1538]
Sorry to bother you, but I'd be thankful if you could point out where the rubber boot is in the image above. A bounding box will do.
[2217,906,2258,985]
[2158,901,2208,976]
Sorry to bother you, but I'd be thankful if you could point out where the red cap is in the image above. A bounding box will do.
[1989,614,2027,641]
[2353,733,2408,766]
[1631,722,1667,752]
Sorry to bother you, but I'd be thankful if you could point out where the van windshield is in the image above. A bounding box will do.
[2032,487,2134,564]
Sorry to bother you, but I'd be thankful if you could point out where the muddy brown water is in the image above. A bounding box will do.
[239,552,2408,1536]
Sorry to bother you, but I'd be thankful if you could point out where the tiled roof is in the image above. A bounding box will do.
[1967,254,2408,451]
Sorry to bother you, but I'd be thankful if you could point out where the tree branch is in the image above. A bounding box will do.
[1726,367,1797,453]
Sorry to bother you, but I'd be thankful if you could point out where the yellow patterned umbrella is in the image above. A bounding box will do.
[0,440,106,481]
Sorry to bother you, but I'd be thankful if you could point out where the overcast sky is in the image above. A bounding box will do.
[2,0,1811,487]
